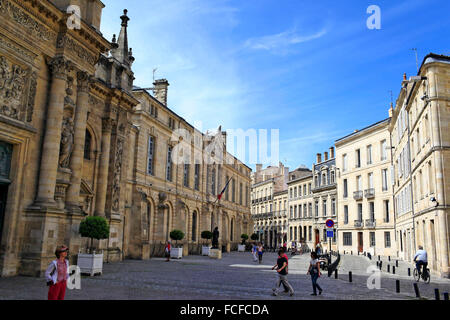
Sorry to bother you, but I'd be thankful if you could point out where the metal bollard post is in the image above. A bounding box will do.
[444,292,449,300]
[387,265,390,273]
[349,271,352,282]
[379,261,383,269]
[376,261,379,267]
[408,268,411,276]
[435,289,440,300]
[378,255,380,261]
[413,283,420,298]
[335,269,338,279]
[396,280,400,293]
[393,266,395,274]
[358,251,359,256]
[388,256,391,261]
[351,251,352,255]
[396,260,399,267]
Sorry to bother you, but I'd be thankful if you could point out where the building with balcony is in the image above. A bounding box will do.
[389,54,450,277]
[311,148,338,252]
[335,118,395,257]
[251,162,289,248]
[286,166,313,249]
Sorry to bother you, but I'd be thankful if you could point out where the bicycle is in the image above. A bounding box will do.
[413,264,431,284]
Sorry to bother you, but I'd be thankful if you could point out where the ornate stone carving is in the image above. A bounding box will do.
[26,71,37,122]
[77,71,91,93]
[48,56,72,80]
[0,0,57,42]
[0,56,27,120]
[57,35,97,66]
[111,138,124,212]
[102,118,113,132]
[157,192,168,209]
[59,116,74,168]
[0,36,37,63]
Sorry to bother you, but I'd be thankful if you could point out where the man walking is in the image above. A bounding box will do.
[272,249,294,296]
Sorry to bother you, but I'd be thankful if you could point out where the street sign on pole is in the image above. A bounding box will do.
[325,219,334,228]
[327,230,334,238]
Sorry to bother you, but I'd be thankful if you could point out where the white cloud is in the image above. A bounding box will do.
[244,28,327,52]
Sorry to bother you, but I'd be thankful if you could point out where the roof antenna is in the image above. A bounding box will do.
[411,48,419,73]
[152,68,158,81]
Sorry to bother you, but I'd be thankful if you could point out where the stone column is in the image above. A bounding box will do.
[35,57,72,206]
[94,118,113,216]
[66,71,91,210]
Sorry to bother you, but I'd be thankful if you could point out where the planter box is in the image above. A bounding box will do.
[238,244,246,252]
[77,253,103,276]
[170,247,183,259]
[202,246,210,256]
[209,248,222,259]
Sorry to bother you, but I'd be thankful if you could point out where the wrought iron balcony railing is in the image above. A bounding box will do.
[353,191,363,200]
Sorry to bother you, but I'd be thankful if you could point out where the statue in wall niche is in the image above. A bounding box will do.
[59,116,74,168]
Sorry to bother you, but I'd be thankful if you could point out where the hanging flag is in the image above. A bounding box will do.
[217,177,232,201]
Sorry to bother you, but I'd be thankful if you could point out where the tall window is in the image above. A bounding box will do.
[308,226,312,241]
[294,205,297,218]
[370,232,375,247]
[355,149,361,168]
[428,162,434,194]
[368,172,374,189]
[384,231,391,248]
[232,178,236,202]
[308,203,312,217]
[331,199,336,216]
[344,205,348,224]
[147,136,155,175]
[384,200,390,222]
[192,211,197,241]
[369,202,375,221]
[342,154,348,172]
[194,164,200,191]
[322,200,327,217]
[166,146,173,181]
[357,175,362,191]
[357,203,363,221]
[367,145,372,165]
[183,164,190,187]
[84,130,91,160]
[343,179,348,198]
[382,168,388,191]
[239,183,243,205]
[211,167,216,195]
[290,206,293,219]
[381,140,387,161]
[343,232,352,246]
[315,201,319,217]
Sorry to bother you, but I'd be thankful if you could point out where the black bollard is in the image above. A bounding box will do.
[376,261,379,267]
[393,266,396,274]
[387,265,390,273]
[351,251,352,255]
[380,261,383,269]
[435,289,440,300]
[396,280,400,293]
[444,292,449,300]
[358,251,359,256]
[413,283,420,298]
[349,271,352,282]
[396,260,399,267]
[408,268,411,276]
[378,255,380,261]
[388,256,391,261]
[335,269,338,279]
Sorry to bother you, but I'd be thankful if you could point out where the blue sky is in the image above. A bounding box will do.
[100,0,449,172]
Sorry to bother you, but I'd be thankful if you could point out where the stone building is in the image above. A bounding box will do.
[311,148,337,252]
[286,166,313,249]
[0,0,251,277]
[272,190,288,246]
[335,119,396,256]
[251,162,289,248]
[389,53,450,277]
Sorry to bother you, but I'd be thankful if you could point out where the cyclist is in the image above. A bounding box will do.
[413,245,428,278]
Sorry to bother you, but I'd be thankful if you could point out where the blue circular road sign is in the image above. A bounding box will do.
[326,219,334,228]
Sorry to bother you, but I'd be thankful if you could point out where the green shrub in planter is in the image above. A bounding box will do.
[79,216,110,253]
[201,230,213,245]
[250,233,259,241]
[169,229,185,247]
[241,233,249,245]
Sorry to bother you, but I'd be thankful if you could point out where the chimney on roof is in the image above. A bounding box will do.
[389,102,394,117]
[256,164,262,172]
[329,147,335,159]
[403,73,407,81]
[316,153,322,163]
[153,79,169,106]
[324,152,329,161]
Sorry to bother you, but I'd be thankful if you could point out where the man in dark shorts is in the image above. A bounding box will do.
[272,249,294,296]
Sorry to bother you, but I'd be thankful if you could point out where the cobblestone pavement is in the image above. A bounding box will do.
[0,252,446,300]
[338,254,450,300]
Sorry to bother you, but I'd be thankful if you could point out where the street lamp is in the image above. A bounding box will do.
[430,197,439,208]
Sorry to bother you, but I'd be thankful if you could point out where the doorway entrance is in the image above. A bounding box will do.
[314,229,320,246]
[358,232,363,253]
[0,142,13,245]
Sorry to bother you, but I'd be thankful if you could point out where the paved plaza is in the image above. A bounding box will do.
[0,252,449,300]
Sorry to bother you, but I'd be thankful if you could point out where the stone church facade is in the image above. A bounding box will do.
[0,0,252,277]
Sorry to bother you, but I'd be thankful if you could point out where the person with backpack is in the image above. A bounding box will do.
[45,245,70,300]
[272,249,294,296]
[307,251,323,296]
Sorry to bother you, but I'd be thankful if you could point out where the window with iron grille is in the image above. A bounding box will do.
[343,232,352,246]
[370,232,375,247]
[384,231,391,248]
[183,164,190,187]
[166,146,172,181]
[147,136,155,175]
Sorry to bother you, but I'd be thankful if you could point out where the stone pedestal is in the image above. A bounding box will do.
[209,248,222,259]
